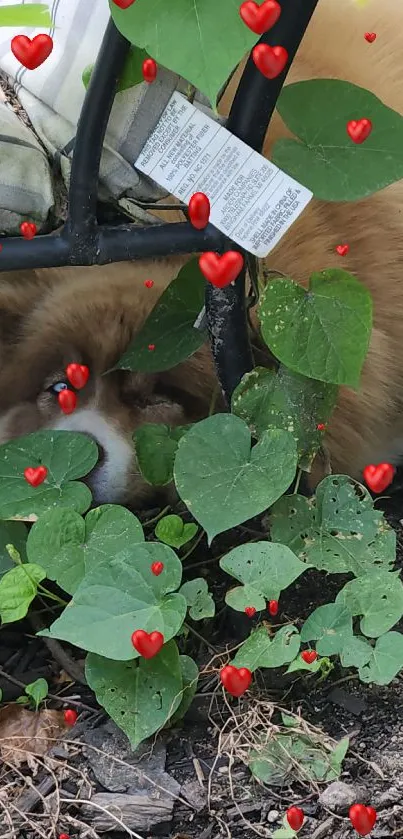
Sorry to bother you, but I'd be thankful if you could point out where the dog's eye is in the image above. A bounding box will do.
[48,381,69,395]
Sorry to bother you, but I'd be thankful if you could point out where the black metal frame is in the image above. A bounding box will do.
[0,0,320,403]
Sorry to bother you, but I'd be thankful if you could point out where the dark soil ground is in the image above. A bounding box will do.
[1,493,403,839]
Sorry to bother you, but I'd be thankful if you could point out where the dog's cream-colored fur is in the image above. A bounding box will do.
[0,0,402,504]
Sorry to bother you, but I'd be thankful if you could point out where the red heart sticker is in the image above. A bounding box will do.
[364,32,376,43]
[59,834,71,839]
[20,222,37,240]
[58,389,77,415]
[144,279,154,288]
[363,462,395,494]
[63,709,78,726]
[316,423,326,431]
[66,363,89,390]
[199,251,244,288]
[24,466,47,487]
[220,665,252,697]
[346,119,372,144]
[336,243,349,256]
[142,58,157,83]
[268,600,278,616]
[131,629,164,659]
[349,804,377,836]
[151,561,164,576]
[244,606,256,618]
[111,0,136,6]
[286,807,305,831]
[188,192,210,230]
[11,34,53,70]
[301,650,318,664]
[252,44,288,79]
[239,0,281,35]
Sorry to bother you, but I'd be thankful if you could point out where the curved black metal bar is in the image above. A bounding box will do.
[204,0,321,405]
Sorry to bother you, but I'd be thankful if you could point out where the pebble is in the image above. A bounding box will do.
[319,781,357,814]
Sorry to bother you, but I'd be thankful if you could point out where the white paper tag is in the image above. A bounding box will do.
[134,91,313,259]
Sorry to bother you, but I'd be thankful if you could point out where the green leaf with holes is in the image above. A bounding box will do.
[220,541,308,612]
[27,505,144,595]
[301,603,353,657]
[41,543,186,660]
[232,366,337,471]
[286,655,326,675]
[250,731,349,787]
[269,475,395,576]
[0,4,51,26]
[179,578,215,620]
[109,0,259,107]
[134,424,190,486]
[336,570,403,637]
[170,655,199,724]
[174,415,298,543]
[115,259,207,373]
[233,625,300,673]
[0,563,46,624]
[85,641,183,749]
[258,270,372,388]
[273,80,403,201]
[358,632,403,685]
[0,431,98,520]
[0,521,27,578]
[83,45,149,92]
[340,636,373,670]
[156,515,197,548]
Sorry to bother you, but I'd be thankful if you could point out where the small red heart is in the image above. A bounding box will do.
[301,650,318,664]
[66,363,89,390]
[268,600,278,616]
[286,807,305,831]
[20,222,37,240]
[131,629,164,659]
[142,58,157,83]
[349,804,377,836]
[220,665,252,697]
[111,0,136,6]
[59,834,71,839]
[244,606,256,618]
[58,389,77,415]
[316,423,326,431]
[148,343,155,351]
[188,192,210,230]
[151,562,164,576]
[239,0,281,35]
[63,709,78,726]
[144,279,154,288]
[252,44,288,80]
[11,34,53,70]
[346,119,372,144]
[199,251,244,288]
[24,466,47,487]
[336,243,349,256]
[364,32,376,43]
[363,462,395,494]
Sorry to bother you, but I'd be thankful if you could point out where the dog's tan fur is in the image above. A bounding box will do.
[1,0,403,504]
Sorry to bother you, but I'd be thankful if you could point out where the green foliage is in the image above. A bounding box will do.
[25,678,48,710]
[0,4,51,27]
[233,625,300,673]
[109,0,258,107]
[220,542,307,611]
[179,578,215,620]
[0,522,27,578]
[82,45,149,92]
[232,366,337,471]
[134,424,190,486]
[0,563,45,624]
[273,80,403,201]
[0,431,98,519]
[114,259,207,373]
[156,515,197,548]
[258,270,372,388]
[174,415,297,543]
[249,729,349,786]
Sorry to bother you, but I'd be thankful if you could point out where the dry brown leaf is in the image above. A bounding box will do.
[0,705,68,766]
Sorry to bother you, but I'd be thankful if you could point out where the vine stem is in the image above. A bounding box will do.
[293,468,303,494]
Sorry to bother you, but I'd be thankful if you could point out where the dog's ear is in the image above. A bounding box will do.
[0,270,53,353]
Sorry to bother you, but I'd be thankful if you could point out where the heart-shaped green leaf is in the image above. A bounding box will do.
[336,570,403,637]
[42,543,186,660]
[86,641,183,748]
[270,476,395,576]
[109,0,258,107]
[114,259,207,373]
[274,79,403,201]
[358,632,403,685]
[174,415,297,543]
[232,366,337,471]
[0,431,98,520]
[0,521,27,578]
[0,563,45,624]
[258,270,372,388]
[340,636,373,669]
[233,625,300,673]
[220,541,308,611]
[179,578,215,620]
[25,678,48,711]
[156,514,197,548]
[27,505,144,595]
[134,424,190,486]
[301,603,353,656]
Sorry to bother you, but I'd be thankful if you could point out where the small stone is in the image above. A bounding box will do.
[319,781,357,814]
[267,809,280,823]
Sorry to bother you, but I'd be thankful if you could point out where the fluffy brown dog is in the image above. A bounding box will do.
[1,0,402,505]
